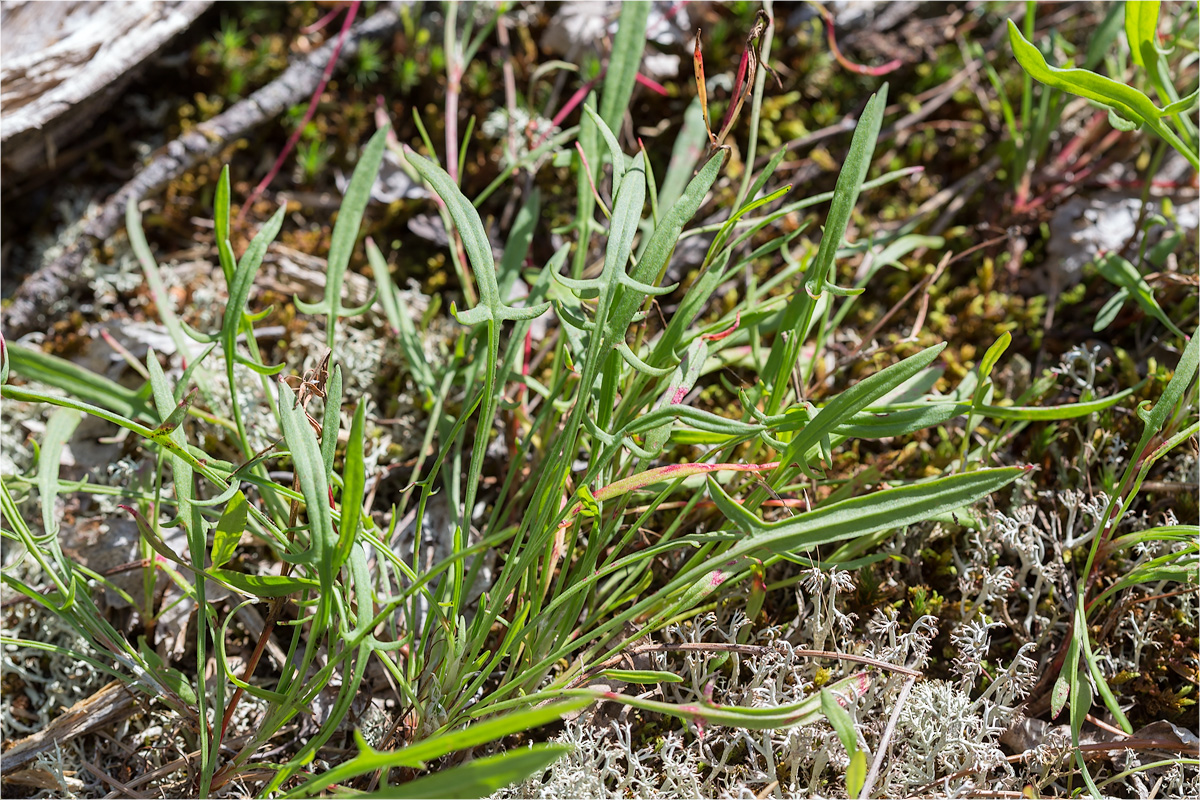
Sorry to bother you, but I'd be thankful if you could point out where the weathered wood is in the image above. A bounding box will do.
[2,4,404,339]
[1,1,213,178]
[0,681,138,773]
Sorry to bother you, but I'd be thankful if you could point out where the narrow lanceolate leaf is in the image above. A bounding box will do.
[1008,19,1164,123]
[1124,0,1161,69]
[709,466,1028,561]
[600,669,685,684]
[222,203,287,452]
[763,86,887,413]
[1130,325,1200,461]
[363,746,572,799]
[1096,253,1186,338]
[39,409,82,540]
[210,491,248,569]
[821,687,859,755]
[144,353,215,793]
[209,569,320,598]
[405,149,550,326]
[600,2,651,133]
[214,165,237,281]
[294,126,389,345]
[285,700,590,797]
[150,388,198,439]
[335,401,367,570]
[276,378,336,579]
[9,343,148,420]
[365,237,435,395]
[806,85,887,298]
[776,342,946,480]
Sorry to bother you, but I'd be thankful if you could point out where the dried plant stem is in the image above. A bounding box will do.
[569,642,921,691]
[859,674,916,800]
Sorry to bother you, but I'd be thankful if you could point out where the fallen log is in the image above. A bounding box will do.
[3,3,403,339]
[1,1,214,180]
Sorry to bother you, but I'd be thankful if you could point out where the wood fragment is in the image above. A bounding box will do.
[1,681,138,774]
[2,5,403,339]
[1,1,213,178]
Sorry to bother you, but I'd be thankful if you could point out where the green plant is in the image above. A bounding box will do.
[5,5,1191,798]
[1008,2,1198,172]
[351,37,385,89]
[295,138,332,184]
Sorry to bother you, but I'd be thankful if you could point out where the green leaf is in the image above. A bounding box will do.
[320,364,344,478]
[150,387,198,440]
[211,491,248,569]
[579,672,869,730]
[361,745,571,799]
[846,750,867,797]
[366,238,436,397]
[654,98,708,215]
[821,688,859,755]
[577,485,601,518]
[39,409,82,540]
[9,343,148,420]
[1009,18,1155,122]
[286,700,590,797]
[763,87,888,412]
[335,401,367,570]
[223,203,286,449]
[600,2,651,133]
[1160,89,1199,117]
[777,343,946,479]
[209,568,320,598]
[1107,108,1140,131]
[584,105,626,195]
[807,86,888,299]
[276,373,337,580]
[405,149,550,326]
[324,126,389,346]
[1139,327,1199,447]
[1007,18,1198,170]
[214,166,236,282]
[138,637,198,705]
[127,198,205,381]
[1124,0,1160,70]
[709,466,1027,561]
[632,151,728,364]
[979,332,1011,379]
[1052,629,1080,720]
[1095,253,1185,338]
[1094,287,1129,331]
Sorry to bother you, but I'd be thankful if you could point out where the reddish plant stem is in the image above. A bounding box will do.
[302,4,346,35]
[238,1,360,224]
[634,72,669,96]
[816,3,902,77]
[532,69,607,151]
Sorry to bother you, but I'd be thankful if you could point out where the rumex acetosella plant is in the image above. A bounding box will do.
[1,2,1196,798]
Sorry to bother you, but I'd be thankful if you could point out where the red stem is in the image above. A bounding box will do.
[237,1,360,224]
